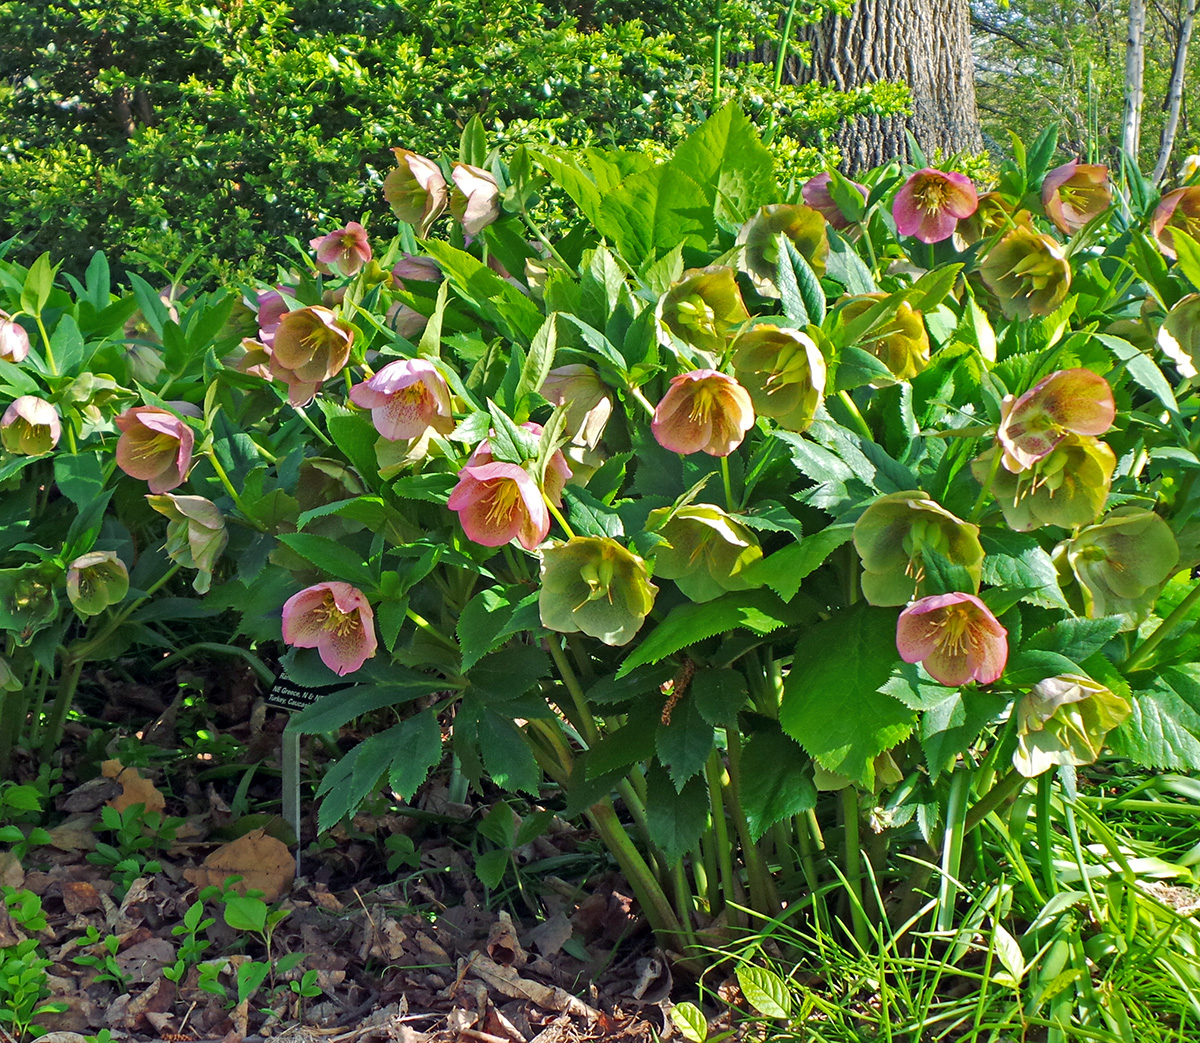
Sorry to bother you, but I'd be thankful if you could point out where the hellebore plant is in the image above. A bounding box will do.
[892,168,978,243]
[1040,160,1111,234]
[383,148,448,236]
[1014,674,1131,777]
[349,358,455,441]
[731,325,826,431]
[146,494,230,594]
[1151,185,1200,259]
[539,538,657,647]
[735,203,829,296]
[1,396,61,455]
[66,552,129,618]
[979,221,1072,320]
[310,222,373,277]
[114,406,195,493]
[652,370,755,456]
[996,368,1116,472]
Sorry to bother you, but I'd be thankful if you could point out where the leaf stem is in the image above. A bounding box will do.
[1121,577,1200,671]
[35,314,57,375]
[968,443,1003,524]
[720,455,736,512]
[546,638,599,746]
[836,390,874,442]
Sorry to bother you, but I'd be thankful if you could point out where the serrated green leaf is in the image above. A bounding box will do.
[1093,332,1178,415]
[477,709,541,795]
[825,229,877,294]
[1025,616,1123,663]
[920,686,1004,777]
[474,848,511,889]
[324,411,382,490]
[736,964,791,1019]
[692,667,748,725]
[786,238,825,325]
[1108,665,1200,770]
[457,585,540,672]
[1005,649,1082,687]
[740,724,816,839]
[776,233,808,326]
[466,645,550,703]
[585,703,661,778]
[656,695,714,792]
[643,765,709,866]
[275,533,374,589]
[486,399,539,463]
[286,675,447,733]
[387,710,444,799]
[562,485,624,538]
[979,529,1068,609]
[616,588,801,678]
[740,523,854,602]
[781,603,915,785]
[421,239,544,343]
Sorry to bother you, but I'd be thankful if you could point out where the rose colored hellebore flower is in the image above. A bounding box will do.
[66,551,129,617]
[980,221,1072,320]
[349,358,455,441]
[897,592,1008,687]
[115,405,195,493]
[1014,674,1131,777]
[802,172,868,230]
[1041,160,1111,234]
[1,396,61,455]
[282,581,378,676]
[648,503,763,602]
[146,493,230,594]
[652,370,755,457]
[1152,185,1200,259]
[731,325,826,432]
[0,311,31,362]
[466,422,572,505]
[996,368,1116,472]
[892,168,978,244]
[539,537,657,646]
[450,163,502,236]
[655,266,750,358]
[383,148,448,237]
[391,255,442,288]
[269,305,354,406]
[310,222,372,277]
[736,203,829,297]
[541,365,613,450]
[448,461,550,551]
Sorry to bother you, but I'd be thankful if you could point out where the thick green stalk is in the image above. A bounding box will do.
[963,766,1028,833]
[547,639,599,746]
[705,750,736,913]
[723,724,780,916]
[841,786,870,947]
[1121,579,1200,671]
[935,769,970,932]
[39,656,84,761]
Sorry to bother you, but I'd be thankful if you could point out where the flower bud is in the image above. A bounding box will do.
[0,311,31,363]
[450,163,501,235]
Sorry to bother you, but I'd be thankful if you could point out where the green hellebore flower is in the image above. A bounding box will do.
[979,220,1072,320]
[66,551,130,617]
[539,537,657,647]
[853,490,984,606]
[838,295,931,384]
[735,203,828,298]
[731,325,827,433]
[974,434,1115,532]
[146,494,230,595]
[1060,507,1179,624]
[647,503,763,603]
[1014,674,1131,777]
[655,266,750,359]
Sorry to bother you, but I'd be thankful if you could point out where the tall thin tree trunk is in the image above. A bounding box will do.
[1151,0,1197,183]
[1122,0,1148,158]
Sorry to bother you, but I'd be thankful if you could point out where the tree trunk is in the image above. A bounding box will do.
[1151,0,1196,183]
[1122,0,1147,158]
[786,0,983,172]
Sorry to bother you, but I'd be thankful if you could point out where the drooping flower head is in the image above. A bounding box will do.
[465,422,572,505]
[310,222,373,277]
[1014,674,1131,777]
[853,491,984,606]
[115,405,195,493]
[1151,185,1200,259]
[450,163,502,236]
[953,192,1015,247]
[383,148,448,236]
[0,311,31,363]
[539,537,657,646]
[146,494,230,594]
[1041,161,1111,234]
[892,168,978,244]
[1,396,61,455]
[269,305,355,406]
[66,551,129,617]
[282,581,378,676]
[731,325,827,432]
[648,503,763,603]
[349,358,455,441]
[652,370,755,457]
[897,592,1008,687]
[735,203,829,297]
[655,267,750,358]
[802,172,868,230]
[974,435,1116,532]
[996,368,1116,472]
[1059,507,1179,623]
[1158,293,1200,377]
[391,255,442,288]
[836,295,931,384]
[541,365,613,450]
[448,461,550,550]
[980,221,1073,320]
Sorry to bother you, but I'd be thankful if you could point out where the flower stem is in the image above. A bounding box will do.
[205,449,266,530]
[545,497,576,540]
[35,314,57,375]
[836,390,874,442]
[519,211,572,271]
[627,384,658,420]
[405,607,459,652]
[295,404,334,448]
[1121,578,1200,672]
[968,443,1003,523]
[547,638,599,746]
[720,455,736,512]
[705,750,735,911]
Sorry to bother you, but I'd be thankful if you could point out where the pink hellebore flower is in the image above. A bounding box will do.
[282,581,378,676]
[450,163,502,236]
[897,592,1008,687]
[114,406,195,493]
[310,222,372,277]
[1,396,61,455]
[802,172,868,230]
[541,365,613,449]
[652,370,755,457]
[269,305,355,406]
[0,311,31,362]
[997,368,1116,472]
[448,461,550,551]
[466,422,572,505]
[392,255,442,288]
[383,148,448,237]
[1151,185,1200,259]
[1041,160,1111,234]
[892,168,979,244]
[255,289,289,344]
[349,358,455,441]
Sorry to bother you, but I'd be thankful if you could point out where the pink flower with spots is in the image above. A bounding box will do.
[310,222,373,277]
[997,368,1116,472]
[892,169,978,244]
[448,461,550,550]
[897,592,1008,687]
[466,422,572,505]
[349,358,455,441]
[114,406,195,493]
[652,370,755,457]
[282,581,378,676]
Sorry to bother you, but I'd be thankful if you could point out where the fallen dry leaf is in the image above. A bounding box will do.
[182,828,295,901]
[101,759,166,814]
[61,880,102,915]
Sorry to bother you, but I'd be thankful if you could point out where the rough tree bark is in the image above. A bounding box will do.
[785,0,984,172]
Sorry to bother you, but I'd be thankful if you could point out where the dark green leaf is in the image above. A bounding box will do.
[643,765,709,866]
[656,695,714,791]
[979,528,1068,609]
[740,724,816,839]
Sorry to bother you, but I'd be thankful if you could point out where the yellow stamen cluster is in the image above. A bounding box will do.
[314,590,362,637]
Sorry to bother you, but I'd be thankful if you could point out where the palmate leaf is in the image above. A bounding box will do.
[780,602,915,785]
